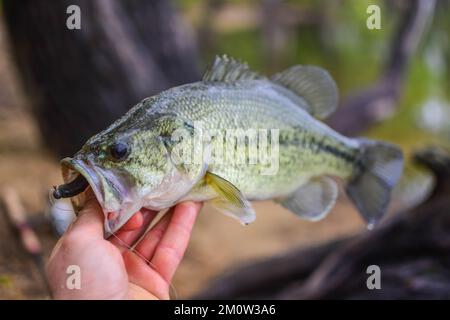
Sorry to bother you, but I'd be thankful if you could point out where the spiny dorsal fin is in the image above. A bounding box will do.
[203,55,264,82]
[271,65,338,119]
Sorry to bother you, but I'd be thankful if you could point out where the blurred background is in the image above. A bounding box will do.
[0,0,449,299]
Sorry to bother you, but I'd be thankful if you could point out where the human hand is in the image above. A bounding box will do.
[46,191,201,299]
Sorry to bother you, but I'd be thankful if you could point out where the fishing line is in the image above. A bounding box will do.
[109,231,179,300]
[48,188,75,212]
[48,188,57,206]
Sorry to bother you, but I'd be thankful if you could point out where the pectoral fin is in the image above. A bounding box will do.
[278,176,338,221]
[205,172,255,225]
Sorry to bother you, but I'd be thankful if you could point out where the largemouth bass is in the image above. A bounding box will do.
[53,55,404,236]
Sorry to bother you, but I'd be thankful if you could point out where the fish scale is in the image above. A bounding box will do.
[151,81,359,198]
[53,55,403,236]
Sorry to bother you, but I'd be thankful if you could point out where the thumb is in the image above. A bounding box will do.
[68,189,105,238]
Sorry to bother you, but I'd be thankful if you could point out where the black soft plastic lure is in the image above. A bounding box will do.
[53,174,89,199]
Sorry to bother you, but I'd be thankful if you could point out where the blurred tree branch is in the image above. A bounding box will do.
[3,0,200,157]
[328,0,436,135]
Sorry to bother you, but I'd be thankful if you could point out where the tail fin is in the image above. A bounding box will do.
[347,139,403,228]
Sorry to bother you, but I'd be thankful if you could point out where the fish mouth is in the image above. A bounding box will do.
[59,157,141,237]
[60,157,107,210]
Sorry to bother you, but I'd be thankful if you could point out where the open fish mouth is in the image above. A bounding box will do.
[56,157,107,211]
[55,157,141,236]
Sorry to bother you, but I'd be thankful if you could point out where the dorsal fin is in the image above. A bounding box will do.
[203,55,264,82]
[271,65,338,119]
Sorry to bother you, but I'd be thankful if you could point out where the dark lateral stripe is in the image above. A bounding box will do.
[317,143,356,164]
[279,133,358,164]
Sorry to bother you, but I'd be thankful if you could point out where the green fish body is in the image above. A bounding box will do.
[57,56,404,236]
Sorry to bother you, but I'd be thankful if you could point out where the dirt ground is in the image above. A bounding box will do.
[0,25,365,299]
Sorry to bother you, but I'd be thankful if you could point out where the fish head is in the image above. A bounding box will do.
[60,113,208,236]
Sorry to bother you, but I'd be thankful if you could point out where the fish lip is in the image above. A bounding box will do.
[61,157,107,210]
[60,157,141,236]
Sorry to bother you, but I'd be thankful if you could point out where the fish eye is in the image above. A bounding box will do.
[109,141,130,161]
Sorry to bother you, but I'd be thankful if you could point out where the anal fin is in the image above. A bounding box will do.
[278,176,338,221]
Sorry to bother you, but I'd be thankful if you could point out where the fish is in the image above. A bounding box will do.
[53,55,404,237]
